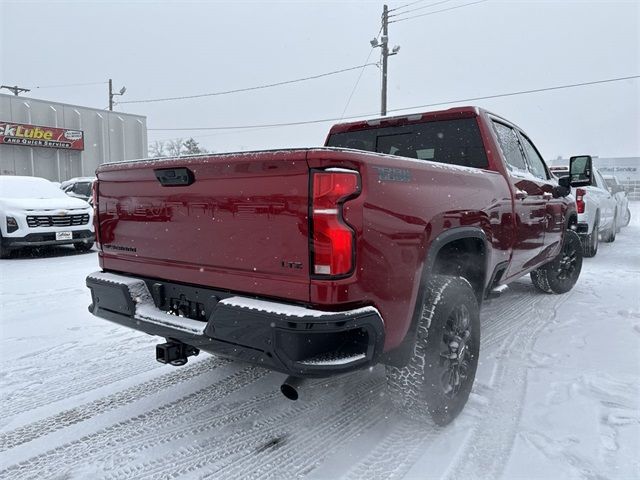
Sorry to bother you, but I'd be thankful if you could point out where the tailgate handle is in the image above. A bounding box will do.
[154,168,195,186]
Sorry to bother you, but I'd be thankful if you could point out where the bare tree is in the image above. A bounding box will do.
[166,138,185,157]
[149,140,166,158]
[149,138,209,158]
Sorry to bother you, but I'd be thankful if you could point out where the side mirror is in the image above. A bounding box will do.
[569,155,593,187]
[553,175,571,198]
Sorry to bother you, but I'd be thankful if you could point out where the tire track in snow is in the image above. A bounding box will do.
[100,373,359,478]
[102,372,365,476]
[338,281,567,480]
[1,331,160,418]
[342,418,439,480]
[206,377,386,480]
[130,375,383,480]
[444,288,570,480]
[0,364,267,480]
[0,356,230,450]
[481,283,542,352]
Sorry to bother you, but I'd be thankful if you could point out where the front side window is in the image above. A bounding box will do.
[326,118,488,169]
[492,121,527,172]
[520,135,548,180]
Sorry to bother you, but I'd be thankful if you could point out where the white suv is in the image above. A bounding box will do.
[0,176,94,258]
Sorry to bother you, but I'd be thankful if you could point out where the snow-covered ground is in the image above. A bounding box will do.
[1,206,639,480]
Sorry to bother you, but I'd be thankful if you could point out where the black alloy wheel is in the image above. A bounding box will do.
[439,304,473,399]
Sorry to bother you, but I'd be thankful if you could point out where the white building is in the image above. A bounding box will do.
[0,94,147,182]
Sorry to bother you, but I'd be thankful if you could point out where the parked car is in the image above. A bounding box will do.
[604,175,631,230]
[61,176,96,203]
[86,106,583,426]
[551,162,617,257]
[0,176,94,258]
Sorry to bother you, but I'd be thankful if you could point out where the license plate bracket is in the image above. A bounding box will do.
[56,231,73,241]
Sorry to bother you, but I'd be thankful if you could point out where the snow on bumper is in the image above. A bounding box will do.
[86,271,385,377]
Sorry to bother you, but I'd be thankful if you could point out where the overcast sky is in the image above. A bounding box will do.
[1,0,639,159]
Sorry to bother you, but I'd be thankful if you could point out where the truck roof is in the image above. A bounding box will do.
[328,106,483,136]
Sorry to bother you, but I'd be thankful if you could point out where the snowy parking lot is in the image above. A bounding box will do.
[1,206,639,480]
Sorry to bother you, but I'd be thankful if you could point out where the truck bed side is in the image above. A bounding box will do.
[307,148,514,351]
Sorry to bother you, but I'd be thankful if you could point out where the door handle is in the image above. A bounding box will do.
[515,190,528,200]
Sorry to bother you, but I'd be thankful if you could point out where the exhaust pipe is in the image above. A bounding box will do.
[280,376,305,401]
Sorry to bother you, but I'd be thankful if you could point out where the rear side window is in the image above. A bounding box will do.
[326,118,488,169]
[492,121,527,172]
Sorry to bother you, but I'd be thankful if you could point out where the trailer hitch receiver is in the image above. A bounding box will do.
[156,341,200,366]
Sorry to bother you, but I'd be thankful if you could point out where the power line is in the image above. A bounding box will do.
[390,0,489,23]
[389,0,433,13]
[340,47,378,119]
[392,74,640,111]
[34,81,107,89]
[389,0,455,18]
[147,74,640,131]
[120,64,378,104]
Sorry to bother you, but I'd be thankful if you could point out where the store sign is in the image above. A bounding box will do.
[0,121,84,151]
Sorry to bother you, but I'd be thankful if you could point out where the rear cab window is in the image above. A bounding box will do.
[326,118,489,169]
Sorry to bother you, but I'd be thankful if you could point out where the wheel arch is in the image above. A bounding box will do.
[382,227,490,367]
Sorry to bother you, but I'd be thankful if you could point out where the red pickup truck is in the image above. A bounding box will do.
[86,106,583,425]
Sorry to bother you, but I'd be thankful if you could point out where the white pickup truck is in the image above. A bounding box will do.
[551,159,617,257]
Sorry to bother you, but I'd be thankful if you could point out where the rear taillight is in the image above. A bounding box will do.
[576,188,586,214]
[311,170,360,276]
[92,180,101,246]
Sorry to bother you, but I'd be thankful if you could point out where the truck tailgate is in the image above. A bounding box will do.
[96,150,311,302]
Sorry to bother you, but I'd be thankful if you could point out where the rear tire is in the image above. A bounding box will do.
[530,230,582,294]
[582,215,599,258]
[74,241,94,252]
[623,207,631,227]
[385,275,480,426]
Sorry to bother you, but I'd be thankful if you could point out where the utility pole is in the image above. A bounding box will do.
[371,5,399,116]
[381,4,389,116]
[1,85,30,96]
[108,79,127,111]
[108,78,113,111]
